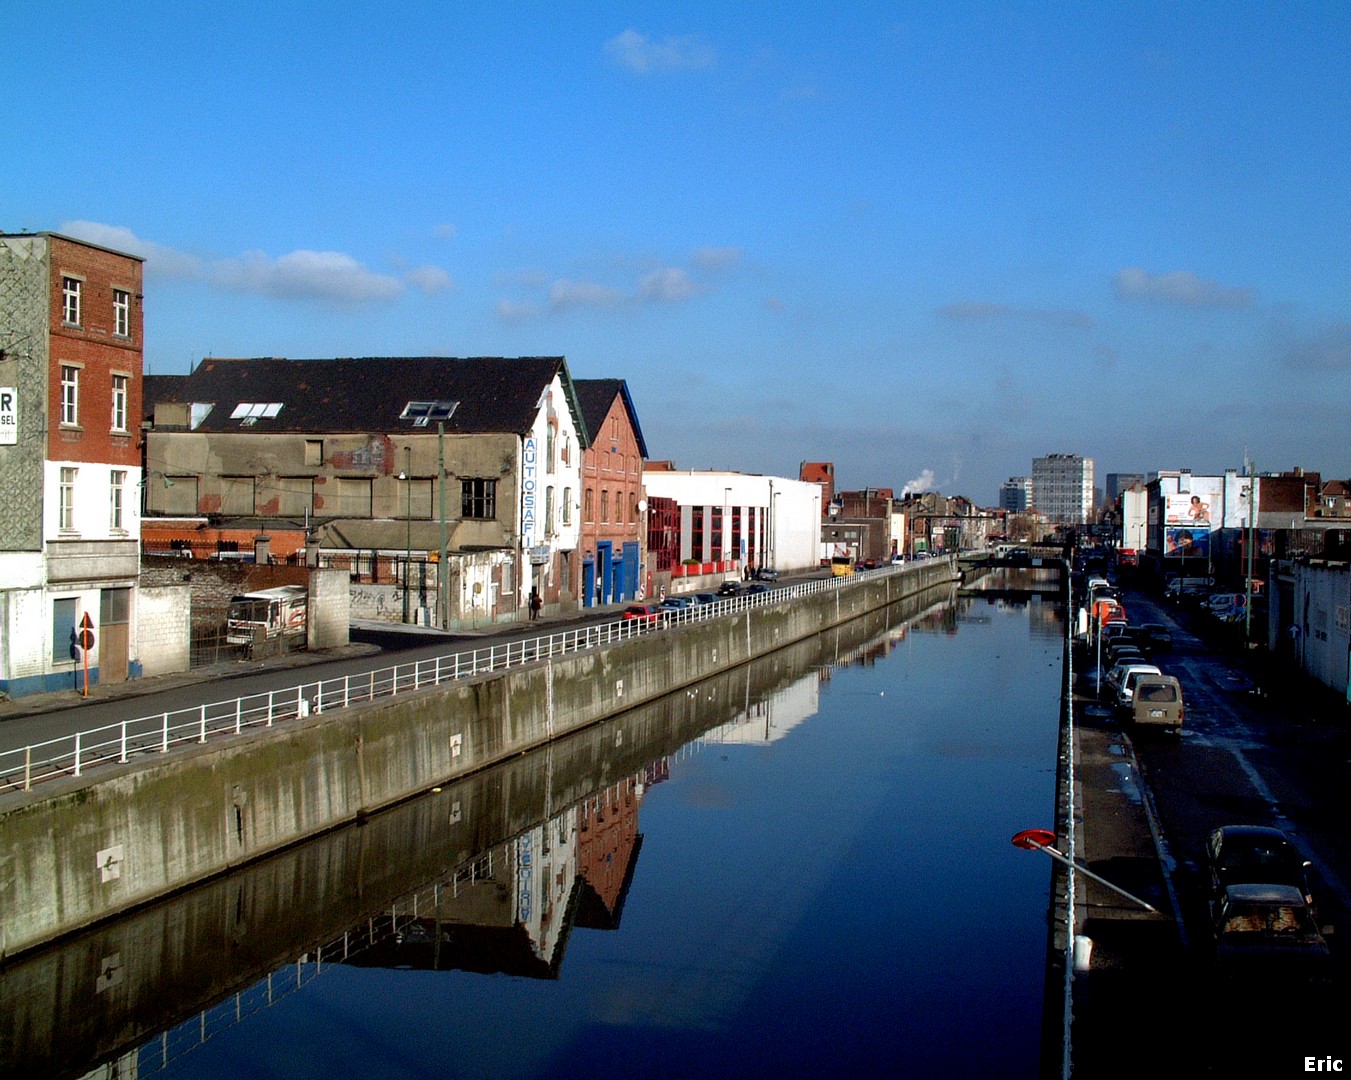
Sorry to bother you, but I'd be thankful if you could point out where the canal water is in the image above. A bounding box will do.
[15,585,1064,1080]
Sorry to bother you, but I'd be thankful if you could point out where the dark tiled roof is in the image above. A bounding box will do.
[573,377,649,458]
[146,356,572,436]
[143,374,191,420]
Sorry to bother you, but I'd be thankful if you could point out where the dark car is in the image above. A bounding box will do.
[743,583,770,595]
[621,604,666,625]
[716,581,742,597]
[1207,825,1314,908]
[754,567,780,581]
[1138,623,1173,651]
[661,596,695,615]
[1211,883,1331,986]
[693,592,719,605]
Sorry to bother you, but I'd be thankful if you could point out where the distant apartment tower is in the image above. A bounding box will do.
[999,476,1032,512]
[1031,454,1095,524]
[1105,472,1145,504]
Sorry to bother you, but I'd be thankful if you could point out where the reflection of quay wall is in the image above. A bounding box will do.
[0,562,957,961]
[0,579,954,1080]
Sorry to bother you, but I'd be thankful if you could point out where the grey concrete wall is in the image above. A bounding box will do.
[135,584,191,675]
[307,567,350,649]
[0,561,955,958]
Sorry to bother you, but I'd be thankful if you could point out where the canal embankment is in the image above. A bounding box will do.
[0,560,956,959]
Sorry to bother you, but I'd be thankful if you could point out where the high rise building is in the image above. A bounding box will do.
[998,476,1032,512]
[1031,453,1095,525]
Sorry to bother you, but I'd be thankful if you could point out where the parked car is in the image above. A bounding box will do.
[716,581,742,597]
[1206,826,1314,908]
[1131,675,1184,733]
[693,592,719,605]
[1211,883,1331,986]
[1137,623,1173,651]
[754,567,780,581]
[622,604,666,625]
[1106,645,1148,669]
[1104,662,1162,707]
[661,595,695,614]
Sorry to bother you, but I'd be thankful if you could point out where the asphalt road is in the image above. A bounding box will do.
[1071,584,1351,1077]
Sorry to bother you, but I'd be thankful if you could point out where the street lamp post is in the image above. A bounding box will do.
[402,446,412,622]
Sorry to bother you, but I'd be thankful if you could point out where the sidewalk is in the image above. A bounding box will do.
[0,599,637,722]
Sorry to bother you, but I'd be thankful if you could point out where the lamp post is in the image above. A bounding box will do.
[402,446,412,622]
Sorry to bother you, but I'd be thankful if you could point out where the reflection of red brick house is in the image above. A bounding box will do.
[575,777,644,930]
[574,379,648,606]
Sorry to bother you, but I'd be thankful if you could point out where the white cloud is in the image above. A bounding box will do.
[61,220,426,307]
[548,279,628,311]
[212,250,403,304]
[432,222,458,241]
[638,267,702,302]
[1113,267,1254,309]
[61,220,203,279]
[496,298,537,321]
[605,29,714,74]
[405,265,455,294]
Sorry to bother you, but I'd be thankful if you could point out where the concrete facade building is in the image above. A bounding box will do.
[0,233,145,697]
[1031,454,1094,525]
[144,356,586,626]
[641,468,822,575]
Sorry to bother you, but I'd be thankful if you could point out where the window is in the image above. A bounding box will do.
[461,478,497,520]
[62,277,81,325]
[546,426,556,474]
[337,477,374,517]
[111,375,128,432]
[61,365,79,426]
[400,400,458,427]
[583,488,593,522]
[110,470,126,530]
[560,432,571,465]
[305,440,323,466]
[545,486,555,537]
[562,487,572,526]
[59,467,77,529]
[113,290,130,337]
[600,489,609,523]
[222,476,256,516]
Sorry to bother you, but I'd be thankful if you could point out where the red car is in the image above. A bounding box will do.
[622,604,666,625]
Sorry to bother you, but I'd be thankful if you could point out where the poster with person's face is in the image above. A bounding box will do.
[1164,477,1222,527]
[1165,526,1210,559]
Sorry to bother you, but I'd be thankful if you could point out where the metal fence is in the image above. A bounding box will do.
[0,564,929,795]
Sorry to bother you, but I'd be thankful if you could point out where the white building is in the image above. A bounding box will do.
[641,469,822,573]
[999,476,1032,512]
[1031,454,1094,525]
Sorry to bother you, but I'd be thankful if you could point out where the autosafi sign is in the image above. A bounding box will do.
[0,387,16,445]
[522,435,538,542]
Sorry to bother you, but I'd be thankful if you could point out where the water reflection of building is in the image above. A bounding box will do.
[343,771,650,979]
[704,677,819,745]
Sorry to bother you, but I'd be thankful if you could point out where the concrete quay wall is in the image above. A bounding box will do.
[0,560,956,959]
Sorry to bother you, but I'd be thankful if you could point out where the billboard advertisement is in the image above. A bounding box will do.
[1165,526,1209,560]
[1163,476,1222,528]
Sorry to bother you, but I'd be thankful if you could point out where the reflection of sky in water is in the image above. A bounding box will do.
[162,599,1059,1080]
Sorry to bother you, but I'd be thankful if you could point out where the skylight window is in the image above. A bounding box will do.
[401,400,459,427]
[230,403,283,420]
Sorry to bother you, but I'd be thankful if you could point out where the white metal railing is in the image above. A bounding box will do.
[0,562,936,795]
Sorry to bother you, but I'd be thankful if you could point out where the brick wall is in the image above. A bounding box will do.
[46,236,143,469]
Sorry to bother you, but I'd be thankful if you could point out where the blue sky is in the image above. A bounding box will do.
[7,3,1349,503]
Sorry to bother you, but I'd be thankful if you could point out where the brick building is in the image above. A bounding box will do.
[0,232,145,697]
[573,379,649,606]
